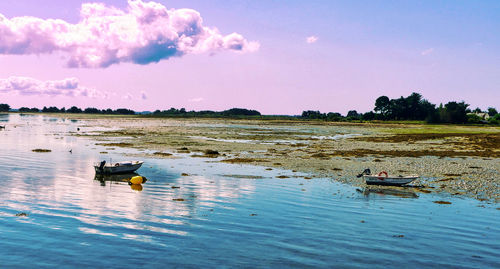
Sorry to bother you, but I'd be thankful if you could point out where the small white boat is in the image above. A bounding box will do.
[357,169,418,186]
[94,160,143,174]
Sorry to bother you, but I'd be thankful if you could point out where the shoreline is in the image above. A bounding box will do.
[51,114,500,203]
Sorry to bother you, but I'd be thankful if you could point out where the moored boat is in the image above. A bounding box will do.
[357,169,418,186]
[94,160,143,174]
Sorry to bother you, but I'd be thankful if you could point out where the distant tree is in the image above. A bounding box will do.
[84,107,100,114]
[440,101,469,123]
[420,99,437,121]
[374,96,391,118]
[346,110,360,119]
[487,107,498,117]
[472,107,482,113]
[42,106,60,113]
[374,93,437,121]
[222,108,261,116]
[198,110,216,115]
[0,103,11,112]
[20,107,41,113]
[489,114,500,125]
[67,106,82,113]
[326,112,342,121]
[362,111,375,121]
[390,97,408,120]
[467,114,483,124]
[115,108,135,115]
[301,110,325,119]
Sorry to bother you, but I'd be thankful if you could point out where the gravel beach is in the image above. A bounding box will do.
[71,116,500,202]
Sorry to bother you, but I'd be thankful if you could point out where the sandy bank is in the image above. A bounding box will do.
[65,116,499,202]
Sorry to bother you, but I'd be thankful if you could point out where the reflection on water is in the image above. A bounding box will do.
[94,173,147,190]
[360,187,419,199]
[0,114,499,268]
[94,172,140,184]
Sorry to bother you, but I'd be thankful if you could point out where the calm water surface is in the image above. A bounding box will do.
[0,114,498,268]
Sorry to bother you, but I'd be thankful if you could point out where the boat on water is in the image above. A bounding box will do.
[94,160,143,174]
[357,169,418,186]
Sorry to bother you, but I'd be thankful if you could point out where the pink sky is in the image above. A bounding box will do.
[0,0,499,114]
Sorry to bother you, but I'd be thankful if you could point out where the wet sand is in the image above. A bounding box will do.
[62,115,499,202]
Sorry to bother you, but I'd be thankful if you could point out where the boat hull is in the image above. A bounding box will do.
[94,161,143,174]
[363,175,417,186]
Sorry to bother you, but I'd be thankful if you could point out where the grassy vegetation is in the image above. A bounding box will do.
[384,124,500,134]
[11,111,500,134]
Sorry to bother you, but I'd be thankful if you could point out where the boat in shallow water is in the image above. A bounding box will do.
[357,169,418,186]
[94,160,143,174]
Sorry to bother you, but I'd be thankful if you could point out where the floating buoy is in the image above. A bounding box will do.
[129,176,144,185]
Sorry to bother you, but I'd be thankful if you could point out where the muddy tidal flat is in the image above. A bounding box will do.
[2,113,499,268]
[73,115,500,202]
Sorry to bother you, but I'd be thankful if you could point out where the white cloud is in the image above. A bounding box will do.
[421,48,434,56]
[306,36,318,44]
[122,93,133,100]
[0,0,259,68]
[0,76,105,98]
[188,97,203,102]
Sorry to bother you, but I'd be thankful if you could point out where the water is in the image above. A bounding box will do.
[0,114,499,268]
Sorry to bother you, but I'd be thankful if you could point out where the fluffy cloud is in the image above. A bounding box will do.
[122,93,133,100]
[306,36,318,44]
[0,76,104,97]
[0,0,259,68]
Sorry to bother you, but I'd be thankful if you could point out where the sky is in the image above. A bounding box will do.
[0,0,499,115]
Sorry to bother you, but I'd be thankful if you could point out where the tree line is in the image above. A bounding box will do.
[1,93,499,124]
[149,107,261,117]
[0,104,261,117]
[301,92,499,124]
[0,104,135,115]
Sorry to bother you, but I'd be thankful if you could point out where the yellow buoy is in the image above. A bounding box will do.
[129,176,143,185]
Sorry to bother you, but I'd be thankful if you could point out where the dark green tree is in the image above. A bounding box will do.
[115,108,135,115]
[362,111,375,120]
[326,112,342,121]
[301,110,325,119]
[222,108,261,116]
[84,107,100,114]
[487,107,498,117]
[374,96,390,118]
[42,106,60,113]
[67,106,82,113]
[347,110,360,119]
[0,103,11,112]
[440,101,469,123]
